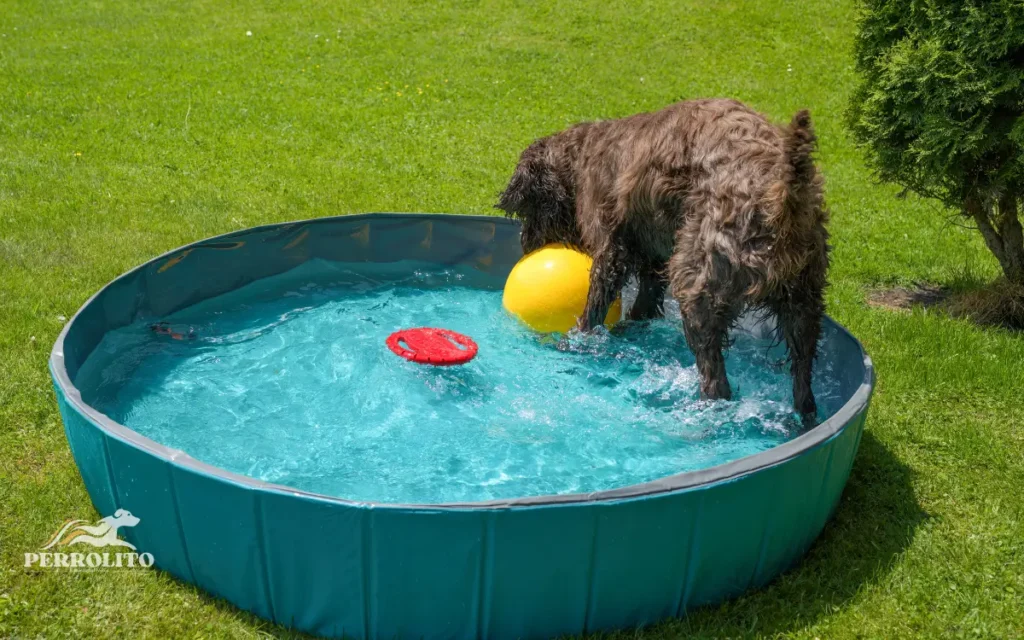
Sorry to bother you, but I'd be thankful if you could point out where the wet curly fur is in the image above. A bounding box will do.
[496,98,830,425]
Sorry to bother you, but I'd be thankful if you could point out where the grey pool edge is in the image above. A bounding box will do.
[49,212,875,511]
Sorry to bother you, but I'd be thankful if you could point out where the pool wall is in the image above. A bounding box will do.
[51,214,873,639]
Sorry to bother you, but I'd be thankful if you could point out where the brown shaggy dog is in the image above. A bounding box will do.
[496,98,829,425]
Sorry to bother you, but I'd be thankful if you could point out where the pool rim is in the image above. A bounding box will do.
[49,212,875,510]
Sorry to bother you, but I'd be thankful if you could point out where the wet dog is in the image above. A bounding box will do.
[496,98,829,424]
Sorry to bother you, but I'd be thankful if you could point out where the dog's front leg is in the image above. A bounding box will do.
[578,242,628,332]
[627,268,668,321]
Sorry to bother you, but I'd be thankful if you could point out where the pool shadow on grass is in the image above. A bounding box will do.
[602,429,926,639]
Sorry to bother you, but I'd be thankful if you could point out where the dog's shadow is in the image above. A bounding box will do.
[615,429,926,638]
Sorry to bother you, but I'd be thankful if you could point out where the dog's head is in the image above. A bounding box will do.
[495,140,579,254]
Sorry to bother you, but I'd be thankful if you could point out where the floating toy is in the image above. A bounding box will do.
[386,327,478,366]
[502,244,621,333]
[149,322,196,341]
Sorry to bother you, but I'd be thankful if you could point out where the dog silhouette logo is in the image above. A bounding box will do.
[41,509,141,551]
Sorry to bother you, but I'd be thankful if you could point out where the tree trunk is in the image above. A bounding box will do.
[967,195,1024,285]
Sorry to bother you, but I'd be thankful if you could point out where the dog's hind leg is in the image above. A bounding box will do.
[769,266,826,428]
[679,291,737,401]
[627,267,668,321]
[671,247,740,401]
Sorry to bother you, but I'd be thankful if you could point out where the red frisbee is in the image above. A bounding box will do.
[386,328,478,366]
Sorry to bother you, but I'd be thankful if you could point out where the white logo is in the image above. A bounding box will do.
[25,509,155,569]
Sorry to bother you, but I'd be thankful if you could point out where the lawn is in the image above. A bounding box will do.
[1,0,1022,637]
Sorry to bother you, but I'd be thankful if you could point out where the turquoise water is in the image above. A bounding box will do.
[76,260,837,504]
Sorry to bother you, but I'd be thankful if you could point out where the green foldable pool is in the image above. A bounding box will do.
[50,213,874,639]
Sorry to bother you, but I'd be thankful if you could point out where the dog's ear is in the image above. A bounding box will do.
[496,142,568,213]
[496,142,577,251]
[496,155,540,218]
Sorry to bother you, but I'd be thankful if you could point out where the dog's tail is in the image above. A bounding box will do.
[762,109,822,239]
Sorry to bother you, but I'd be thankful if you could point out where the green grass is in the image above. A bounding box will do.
[1,0,1022,637]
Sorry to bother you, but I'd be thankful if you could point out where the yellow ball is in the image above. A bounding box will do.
[502,244,622,333]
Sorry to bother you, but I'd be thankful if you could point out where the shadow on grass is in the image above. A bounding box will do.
[942,278,1024,332]
[867,268,1024,332]
[609,430,926,639]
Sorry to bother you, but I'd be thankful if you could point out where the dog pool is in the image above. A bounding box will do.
[51,214,873,639]
[74,259,840,504]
